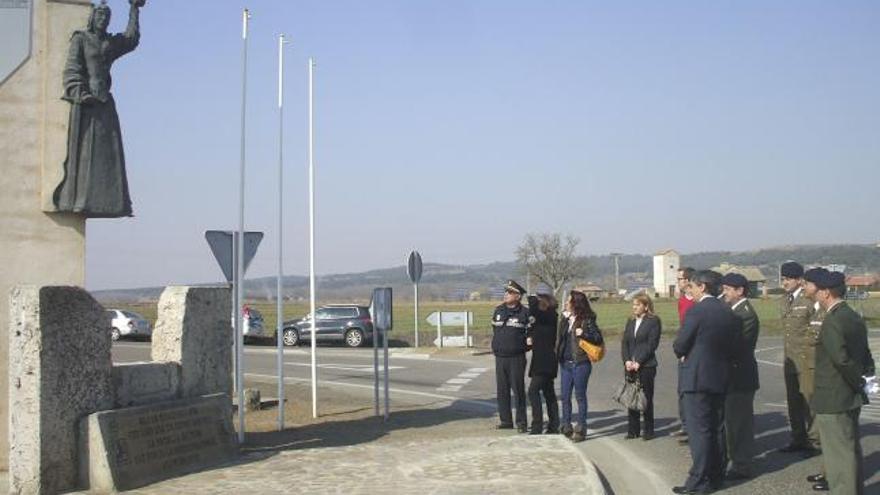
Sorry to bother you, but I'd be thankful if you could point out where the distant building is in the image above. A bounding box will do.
[846,274,878,288]
[574,284,605,299]
[712,263,768,297]
[653,249,680,298]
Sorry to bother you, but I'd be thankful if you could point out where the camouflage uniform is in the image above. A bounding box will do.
[781,288,820,448]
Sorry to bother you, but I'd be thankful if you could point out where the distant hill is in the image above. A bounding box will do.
[92,244,880,303]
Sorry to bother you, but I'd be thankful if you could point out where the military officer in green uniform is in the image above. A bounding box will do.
[720,273,760,479]
[802,267,832,491]
[811,271,874,495]
[778,261,820,454]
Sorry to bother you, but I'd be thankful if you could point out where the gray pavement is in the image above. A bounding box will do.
[112,435,604,494]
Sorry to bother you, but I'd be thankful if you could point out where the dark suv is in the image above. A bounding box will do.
[281,305,376,348]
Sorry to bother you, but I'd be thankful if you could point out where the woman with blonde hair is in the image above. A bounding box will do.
[621,293,662,440]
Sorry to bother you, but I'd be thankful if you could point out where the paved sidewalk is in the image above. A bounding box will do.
[120,434,605,494]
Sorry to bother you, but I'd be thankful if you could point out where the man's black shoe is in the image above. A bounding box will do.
[517,425,528,433]
[672,486,713,494]
[625,433,639,440]
[495,423,514,430]
[673,487,714,495]
[677,436,689,445]
[561,425,573,438]
[544,426,559,434]
[642,432,655,441]
[806,473,826,483]
[812,480,829,491]
[528,429,542,435]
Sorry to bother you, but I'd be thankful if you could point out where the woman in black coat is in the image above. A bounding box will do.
[526,293,559,434]
[621,293,662,440]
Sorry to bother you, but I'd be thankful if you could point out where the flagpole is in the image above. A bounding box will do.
[275,33,288,432]
[235,8,251,444]
[308,57,318,419]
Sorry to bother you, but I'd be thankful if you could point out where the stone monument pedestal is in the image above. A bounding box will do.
[79,394,237,493]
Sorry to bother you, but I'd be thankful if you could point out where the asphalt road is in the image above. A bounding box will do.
[112,331,880,495]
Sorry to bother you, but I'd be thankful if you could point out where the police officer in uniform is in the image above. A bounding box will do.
[810,271,874,494]
[491,280,531,432]
[720,273,760,480]
[778,261,820,454]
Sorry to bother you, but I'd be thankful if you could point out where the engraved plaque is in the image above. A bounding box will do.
[81,394,237,491]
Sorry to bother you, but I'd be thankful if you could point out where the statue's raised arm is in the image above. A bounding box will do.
[54,0,147,218]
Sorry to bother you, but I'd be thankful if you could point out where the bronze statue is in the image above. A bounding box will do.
[54,0,145,218]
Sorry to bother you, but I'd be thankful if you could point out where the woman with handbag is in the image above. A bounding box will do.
[621,293,662,440]
[526,291,560,434]
[556,290,601,443]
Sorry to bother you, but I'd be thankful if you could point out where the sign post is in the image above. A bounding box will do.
[204,229,262,444]
[406,251,423,348]
[427,311,474,348]
[370,288,393,420]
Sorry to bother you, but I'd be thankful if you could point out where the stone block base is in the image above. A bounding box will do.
[79,394,237,493]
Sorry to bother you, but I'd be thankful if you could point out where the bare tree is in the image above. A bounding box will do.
[515,233,589,301]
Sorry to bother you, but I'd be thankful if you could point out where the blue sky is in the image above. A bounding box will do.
[87,0,880,290]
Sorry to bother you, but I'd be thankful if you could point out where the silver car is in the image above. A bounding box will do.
[106,309,151,341]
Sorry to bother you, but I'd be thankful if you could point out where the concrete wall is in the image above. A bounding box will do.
[0,0,92,469]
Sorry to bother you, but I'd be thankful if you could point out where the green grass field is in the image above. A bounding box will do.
[112,296,880,347]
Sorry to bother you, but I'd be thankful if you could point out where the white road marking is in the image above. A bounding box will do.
[755,346,784,367]
[286,363,405,372]
[246,373,495,410]
[436,367,491,392]
[446,378,471,385]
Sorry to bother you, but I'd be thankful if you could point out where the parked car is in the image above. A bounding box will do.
[106,309,151,341]
[281,305,377,348]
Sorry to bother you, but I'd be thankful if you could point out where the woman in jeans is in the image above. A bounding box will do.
[556,290,598,442]
[526,292,560,434]
[621,293,662,440]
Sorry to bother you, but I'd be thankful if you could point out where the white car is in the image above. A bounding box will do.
[106,309,151,341]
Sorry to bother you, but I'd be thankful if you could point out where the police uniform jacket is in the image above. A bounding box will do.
[526,296,558,378]
[780,288,815,373]
[673,296,738,394]
[491,302,530,357]
[729,299,760,392]
[621,315,661,368]
[812,301,873,414]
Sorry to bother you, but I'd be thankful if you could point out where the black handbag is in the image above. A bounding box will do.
[612,373,647,411]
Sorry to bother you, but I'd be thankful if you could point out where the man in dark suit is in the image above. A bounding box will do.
[673,270,738,494]
[720,273,760,479]
[811,271,874,495]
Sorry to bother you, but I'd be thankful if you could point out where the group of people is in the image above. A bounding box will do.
[490,280,601,442]
[490,261,875,495]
